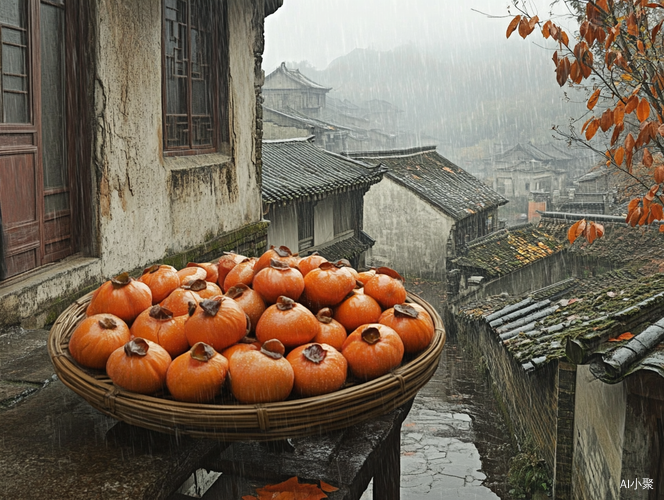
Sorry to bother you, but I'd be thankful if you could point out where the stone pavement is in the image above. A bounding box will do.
[360,339,511,500]
[359,279,515,499]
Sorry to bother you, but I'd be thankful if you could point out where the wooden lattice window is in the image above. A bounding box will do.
[163,0,225,154]
[1,0,31,124]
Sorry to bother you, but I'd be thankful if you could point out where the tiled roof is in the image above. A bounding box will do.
[576,167,609,183]
[349,147,507,221]
[457,270,664,374]
[538,215,664,275]
[261,138,386,205]
[303,231,375,262]
[450,224,564,279]
[263,106,347,132]
[264,63,331,91]
[491,142,574,163]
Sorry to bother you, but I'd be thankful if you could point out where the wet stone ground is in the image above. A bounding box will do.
[360,279,515,499]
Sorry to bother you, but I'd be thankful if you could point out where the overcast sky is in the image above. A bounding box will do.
[263,0,573,72]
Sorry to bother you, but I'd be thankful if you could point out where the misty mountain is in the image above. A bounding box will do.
[291,43,589,160]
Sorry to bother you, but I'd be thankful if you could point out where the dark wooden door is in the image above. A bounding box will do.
[0,0,72,280]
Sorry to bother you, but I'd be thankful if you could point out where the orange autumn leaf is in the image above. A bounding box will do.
[587,88,601,110]
[600,108,614,132]
[506,15,521,38]
[643,148,654,167]
[613,102,625,126]
[243,497,258,500]
[627,13,638,36]
[556,57,571,86]
[585,222,598,244]
[610,123,624,146]
[518,16,534,39]
[625,132,636,152]
[586,118,600,140]
[609,332,634,342]
[567,219,587,244]
[615,147,625,166]
[256,477,328,500]
[648,204,663,223]
[660,224,664,233]
[320,481,339,493]
[625,95,639,115]
[655,166,664,184]
[637,98,651,122]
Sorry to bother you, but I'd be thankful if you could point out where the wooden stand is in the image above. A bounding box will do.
[176,399,414,500]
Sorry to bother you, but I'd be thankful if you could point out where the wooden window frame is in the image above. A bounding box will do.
[161,0,228,157]
[0,0,93,281]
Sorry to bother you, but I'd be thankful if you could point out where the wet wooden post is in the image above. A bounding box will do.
[372,420,402,500]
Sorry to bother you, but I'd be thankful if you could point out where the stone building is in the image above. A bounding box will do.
[262,63,399,153]
[447,214,664,499]
[351,146,507,280]
[0,0,281,327]
[261,137,385,268]
[263,62,331,118]
[448,223,565,297]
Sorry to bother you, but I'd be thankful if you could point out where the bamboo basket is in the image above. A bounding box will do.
[48,292,445,441]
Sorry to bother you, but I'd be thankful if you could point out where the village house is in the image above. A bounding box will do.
[262,105,353,153]
[261,136,385,268]
[262,63,399,153]
[448,223,565,297]
[447,214,664,499]
[349,146,507,280]
[486,142,597,224]
[0,0,280,329]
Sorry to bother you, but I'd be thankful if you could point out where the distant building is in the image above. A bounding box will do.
[262,63,403,153]
[261,137,385,268]
[262,106,351,153]
[350,146,507,279]
[263,62,331,118]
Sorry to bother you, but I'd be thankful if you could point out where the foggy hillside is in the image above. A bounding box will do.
[292,42,589,162]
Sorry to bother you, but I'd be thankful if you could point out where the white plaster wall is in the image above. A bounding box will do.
[263,122,310,140]
[572,365,626,500]
[266,204,299,252]
[93,0,263,277]
[314,198,334,245]
[363,177,451,279]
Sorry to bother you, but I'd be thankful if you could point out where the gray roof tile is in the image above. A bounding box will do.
[349,147,507,221]
[262,138,386,205]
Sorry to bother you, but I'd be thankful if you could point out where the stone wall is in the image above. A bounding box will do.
[572,365,626,500]
[363,177,450,279]
[450,315,559,476]
[93,0,266,277]
[0,0,275,327]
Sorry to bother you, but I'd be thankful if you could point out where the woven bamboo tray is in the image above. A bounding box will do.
[48,292,445,441]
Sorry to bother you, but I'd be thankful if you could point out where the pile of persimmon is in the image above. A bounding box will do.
[68,246,435,405]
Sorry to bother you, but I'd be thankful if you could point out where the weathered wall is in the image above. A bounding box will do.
[263,122,310,140]
[572,365,626,500]
[93,0,264,277]
[266,204,299,252]
[450,315,559,478]
[363,177,450,279]
[458,251,571,302]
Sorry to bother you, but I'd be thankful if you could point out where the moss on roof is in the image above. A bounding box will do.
[451,225,564,279]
